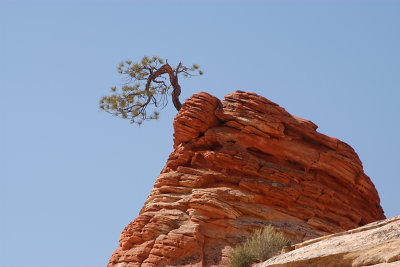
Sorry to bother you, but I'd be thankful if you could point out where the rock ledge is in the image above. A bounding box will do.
[256,216,400,267]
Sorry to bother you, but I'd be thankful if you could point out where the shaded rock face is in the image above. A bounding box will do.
[108,91,385,267]
[256,216,400,267]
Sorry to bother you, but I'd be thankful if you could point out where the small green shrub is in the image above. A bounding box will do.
[229,244,257,267]
[229,225,288,267]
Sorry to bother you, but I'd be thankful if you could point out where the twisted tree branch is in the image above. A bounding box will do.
[145,63,182,111]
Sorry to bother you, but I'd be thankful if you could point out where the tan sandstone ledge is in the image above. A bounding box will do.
[256,216,400,267]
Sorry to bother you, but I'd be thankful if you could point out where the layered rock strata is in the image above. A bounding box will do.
[108,91,385,267]
[256,216,400,267]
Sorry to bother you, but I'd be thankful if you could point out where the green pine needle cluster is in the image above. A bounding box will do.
[99,55,203,125]
[229,225,288,267]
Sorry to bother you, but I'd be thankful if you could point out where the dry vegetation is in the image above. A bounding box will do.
[229,225,288,267]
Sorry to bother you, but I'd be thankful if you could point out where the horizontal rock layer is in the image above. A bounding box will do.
[256,216,400,267]
[108,91,385,267]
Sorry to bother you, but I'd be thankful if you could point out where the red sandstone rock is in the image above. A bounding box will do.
[108,91,385,267]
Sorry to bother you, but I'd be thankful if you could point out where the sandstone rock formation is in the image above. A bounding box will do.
[256,216,400,267]
[108,91,385,267]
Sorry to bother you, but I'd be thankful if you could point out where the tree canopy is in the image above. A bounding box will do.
[99,56,203,125]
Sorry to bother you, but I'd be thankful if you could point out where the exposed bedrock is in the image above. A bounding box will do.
[108,91,385,267]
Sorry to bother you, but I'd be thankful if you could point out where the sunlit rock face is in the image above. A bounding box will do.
[108,91,385,267]
[255,216,400,267]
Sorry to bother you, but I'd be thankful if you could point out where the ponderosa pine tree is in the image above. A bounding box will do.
[99,56,203,125]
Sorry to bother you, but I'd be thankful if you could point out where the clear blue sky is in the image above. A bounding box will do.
[1,1,399,267]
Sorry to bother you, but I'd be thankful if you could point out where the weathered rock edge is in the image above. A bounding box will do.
[256,216,400,267]
[108,91,385,267]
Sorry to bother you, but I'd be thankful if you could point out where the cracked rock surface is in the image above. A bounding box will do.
[256,216,400,267]
[108,91,385,267]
